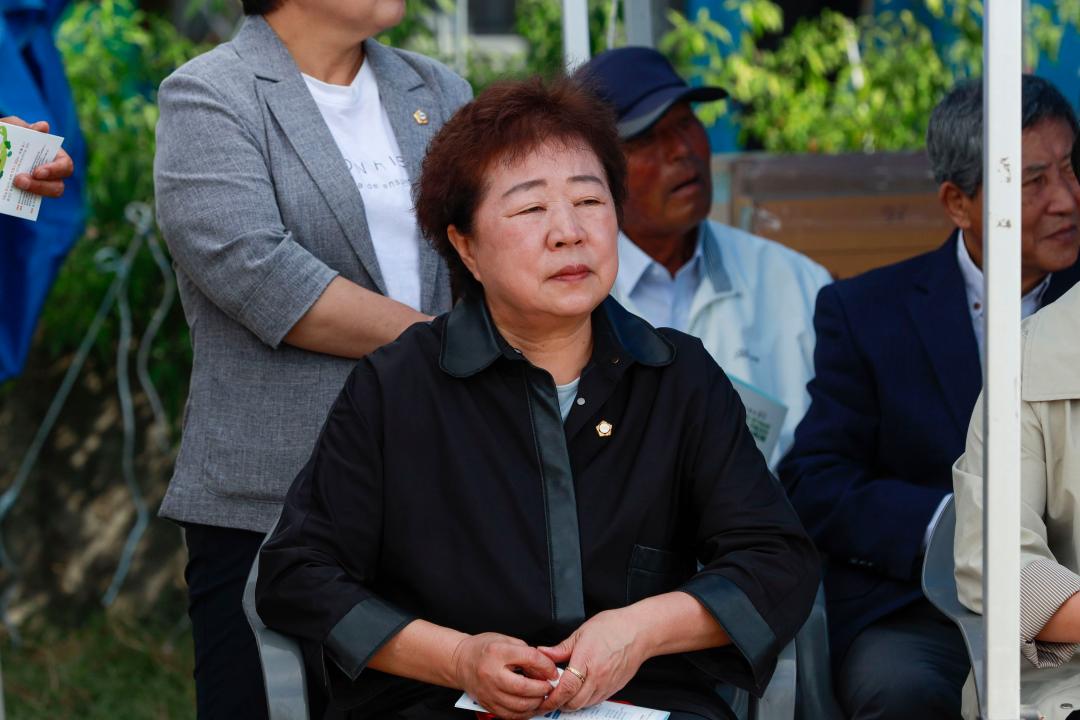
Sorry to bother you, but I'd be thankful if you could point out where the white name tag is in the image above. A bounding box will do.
[455,692,670,719]
[729,375,788,461]
[0,121,65,222]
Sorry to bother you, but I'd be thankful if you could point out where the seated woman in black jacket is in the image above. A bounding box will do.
[256,76,819,720]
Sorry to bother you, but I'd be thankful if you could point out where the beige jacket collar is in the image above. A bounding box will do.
[1022,282,1080,402]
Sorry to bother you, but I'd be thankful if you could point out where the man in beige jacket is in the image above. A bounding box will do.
[953,277,1080,719]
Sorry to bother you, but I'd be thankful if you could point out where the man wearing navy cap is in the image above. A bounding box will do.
[577,47,831,469]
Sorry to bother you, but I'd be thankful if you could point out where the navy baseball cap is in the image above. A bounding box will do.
[575,46,726,140]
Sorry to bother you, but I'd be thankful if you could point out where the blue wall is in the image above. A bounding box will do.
[686,0,1080,152]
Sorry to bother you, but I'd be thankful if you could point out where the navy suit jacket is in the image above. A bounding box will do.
[778,232,1080,663]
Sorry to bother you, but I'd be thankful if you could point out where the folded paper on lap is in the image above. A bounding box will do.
[455,691,671,719]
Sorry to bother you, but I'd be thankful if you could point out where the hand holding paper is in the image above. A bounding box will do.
[451,632,558,720]
[0,118,70,220]
[536,608,646,713]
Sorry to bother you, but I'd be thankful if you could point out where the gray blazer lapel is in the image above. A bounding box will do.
[236,17,388,294]
[365,40,445,314]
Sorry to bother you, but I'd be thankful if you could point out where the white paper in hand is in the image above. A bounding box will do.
[455,691,670,719]
[0,121,65,221]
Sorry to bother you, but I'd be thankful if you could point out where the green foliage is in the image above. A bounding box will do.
[3,612,194,719]
[39,0,207,419]
[514,0,621,78]
[378,0,622,91]
[377,0,454,58]
[377,0,537,91]
[661,0,1080,153]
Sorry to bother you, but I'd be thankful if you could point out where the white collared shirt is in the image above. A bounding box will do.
[612,221,833,468]
[614,231,705,332]
[956,230,1052,366]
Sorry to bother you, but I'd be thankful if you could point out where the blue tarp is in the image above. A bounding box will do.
[0,0,85,383]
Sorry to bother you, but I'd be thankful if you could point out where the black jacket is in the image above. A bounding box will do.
[257,294,819,718]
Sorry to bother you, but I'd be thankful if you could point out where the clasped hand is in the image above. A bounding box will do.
[452,608,647,720]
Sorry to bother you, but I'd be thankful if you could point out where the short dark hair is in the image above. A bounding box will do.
[416,76,627,298]
[241,0,282,15]
[927,75,1080,196]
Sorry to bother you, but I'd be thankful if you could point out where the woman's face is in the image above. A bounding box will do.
[292,0,405,35]
[450,139,619,328]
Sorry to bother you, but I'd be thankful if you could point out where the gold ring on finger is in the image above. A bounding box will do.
[564,665,587,683]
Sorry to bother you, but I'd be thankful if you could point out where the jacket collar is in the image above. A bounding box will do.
[904,231,983,435]
[230,15,298,82]
[1023,281,1080,401]
[440,292,675,378]
[614,223,732,300]
[700,222,735,295]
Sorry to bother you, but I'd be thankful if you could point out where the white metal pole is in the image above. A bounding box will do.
[982,1,1023,718]
[562,0,591,73]
[454,0,469,76]
[625,0,655,47]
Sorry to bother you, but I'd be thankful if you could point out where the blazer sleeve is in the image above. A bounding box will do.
[256,361,414,682]
[154,70,339,348]
[778,283,946,582]
[954,392,1080,669]
[677,348,820,696]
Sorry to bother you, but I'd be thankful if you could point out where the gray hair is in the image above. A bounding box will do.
[926,75,1079,196]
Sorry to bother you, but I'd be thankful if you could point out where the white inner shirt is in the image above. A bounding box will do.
[556,378,581,423]
[956,230,1051,366]
[614,231,704,331]
[303,61,422,311]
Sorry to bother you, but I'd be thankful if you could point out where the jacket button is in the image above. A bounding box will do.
[611,356,620,365]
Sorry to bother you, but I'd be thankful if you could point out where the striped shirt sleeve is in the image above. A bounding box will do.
[1020,557,1080,668]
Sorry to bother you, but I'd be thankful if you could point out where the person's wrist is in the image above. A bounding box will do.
[611,603,654,664]
[447,631,473,689]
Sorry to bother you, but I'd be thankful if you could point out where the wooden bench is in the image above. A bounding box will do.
[712,150,954,279]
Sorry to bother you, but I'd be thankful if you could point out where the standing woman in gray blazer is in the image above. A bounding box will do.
[152,0,472,716]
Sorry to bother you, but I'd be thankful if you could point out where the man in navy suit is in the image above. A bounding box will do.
[779,75,1080,719]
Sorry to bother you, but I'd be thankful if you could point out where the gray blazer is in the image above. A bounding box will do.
[154,16,472,532]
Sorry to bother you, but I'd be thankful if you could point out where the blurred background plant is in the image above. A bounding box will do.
[41,0,206,423]
[661,0,1080,153]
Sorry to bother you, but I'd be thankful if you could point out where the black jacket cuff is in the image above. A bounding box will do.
[680,573,779,691]
[324,597,415,681]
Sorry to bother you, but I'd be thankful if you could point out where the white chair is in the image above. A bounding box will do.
[921,497,1040,720]
[242,553,310,720]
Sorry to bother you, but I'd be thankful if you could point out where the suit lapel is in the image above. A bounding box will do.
[904,233,982,435]
[236,16,388,294]
[364,40,445,314]
[264,78,388,294]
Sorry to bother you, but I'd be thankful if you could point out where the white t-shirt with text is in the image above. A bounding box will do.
[303,60,422,311]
